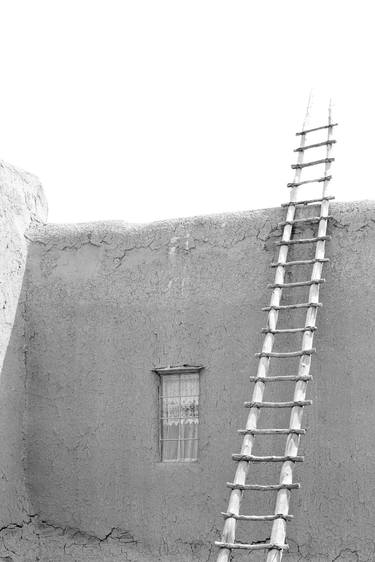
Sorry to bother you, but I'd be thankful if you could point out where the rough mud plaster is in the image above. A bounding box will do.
[22,200,375,561]
[0,161,47,529]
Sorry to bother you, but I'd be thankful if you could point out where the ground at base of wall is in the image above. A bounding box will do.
[0,518,370,562]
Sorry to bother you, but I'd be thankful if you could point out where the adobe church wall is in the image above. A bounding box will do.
[16,199,375,561]
[0,162,47,533]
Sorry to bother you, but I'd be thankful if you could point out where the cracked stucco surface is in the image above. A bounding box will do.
[23,200,375,561]
[2,162,375,560]
[0,161,47,532]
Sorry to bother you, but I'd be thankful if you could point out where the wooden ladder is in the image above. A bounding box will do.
[215,105,337,561]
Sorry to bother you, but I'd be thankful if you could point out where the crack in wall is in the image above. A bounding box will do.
[0,515,219,561]
[287,538,372,562]
[0,515,138,561]
[332,548,360,561]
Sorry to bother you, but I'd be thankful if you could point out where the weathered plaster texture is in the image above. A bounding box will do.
[20,200,375,561]
[2,163,375,561]
[0,161,47,530]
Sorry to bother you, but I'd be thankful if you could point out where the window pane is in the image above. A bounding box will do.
[180,438,198,461]
[161,419,180,440]
[161,375,180,397]
[180,373,199,395]
[180,410,198,461]
[161,397,180,419]
[180,418,199,440]
[180,396,199,418]
[159,371,200,462]
[161,439,179,461]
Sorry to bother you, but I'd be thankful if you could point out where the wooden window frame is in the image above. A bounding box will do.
[153,365,203,463]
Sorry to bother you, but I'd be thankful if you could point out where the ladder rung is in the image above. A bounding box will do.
[222,512,293,522]
[232,454,304,463]
[268,279,325,289]
[279,215,332,226]
[270,258,329,267]
[244,400,312,409]
[281,195,335,207]
[287,175,332,188]
[294,140,336,152]
[291,158,334,170]
[262,302,322,311]
[256,349,315,358]
[227,482,301,491]
[262,326,317,334]
[215,541,288,552]
[276,235,331,246]
[249,375,312,383]
[296,123,338,135]
[238,427,307,435]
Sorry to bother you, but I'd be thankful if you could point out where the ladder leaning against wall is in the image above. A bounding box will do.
[215,102,337,561]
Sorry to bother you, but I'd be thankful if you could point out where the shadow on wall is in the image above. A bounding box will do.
[0,272,30,525]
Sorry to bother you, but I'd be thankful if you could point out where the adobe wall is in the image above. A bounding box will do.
[15,200,375,562]
[1,163,375,561]
[0,162,47,532]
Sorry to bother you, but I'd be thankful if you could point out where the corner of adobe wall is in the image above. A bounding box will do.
[0,160,48,528]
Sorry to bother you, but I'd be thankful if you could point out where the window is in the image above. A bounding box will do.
[154,366,203,462]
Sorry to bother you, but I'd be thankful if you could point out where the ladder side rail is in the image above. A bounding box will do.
[216,134,307,562]
[266,117,335,562]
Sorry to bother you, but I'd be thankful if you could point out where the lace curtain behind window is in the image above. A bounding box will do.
[160,373,199,461]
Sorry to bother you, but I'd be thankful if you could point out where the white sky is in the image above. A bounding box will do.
[1,1,374,224]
